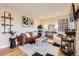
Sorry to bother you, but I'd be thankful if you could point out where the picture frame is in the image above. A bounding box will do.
[58,19,68,32]
[22,16,34,27]
[29,18,34,27]
[22,16,29,27]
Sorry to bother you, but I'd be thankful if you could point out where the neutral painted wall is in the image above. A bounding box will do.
[40,15,70,32]
[74,3,79,56]
[76,19,79,55]
[0,6,70,49]
[0,4,72,50]
[0,6,39,49]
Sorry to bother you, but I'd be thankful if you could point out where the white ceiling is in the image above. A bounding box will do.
[0,3,71,19]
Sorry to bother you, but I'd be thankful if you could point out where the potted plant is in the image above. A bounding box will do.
[37,25,43,29]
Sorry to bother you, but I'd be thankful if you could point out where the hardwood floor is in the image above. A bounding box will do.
[58,49,64,56]
[0,46,64,56]
[0,47,27,56]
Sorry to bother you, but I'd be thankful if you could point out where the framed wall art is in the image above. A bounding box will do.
[22,16,29,27]
[29,18,34,27]
[22,16,34,27]
[58,19,68,32]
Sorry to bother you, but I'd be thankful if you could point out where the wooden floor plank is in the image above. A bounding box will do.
[0,47,27,56]
[0,47,64,56]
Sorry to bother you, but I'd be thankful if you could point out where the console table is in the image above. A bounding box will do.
[61,37,75,56]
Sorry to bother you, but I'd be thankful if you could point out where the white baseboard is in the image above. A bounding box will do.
[0,43,18,49]
[0,44,9,49]
[0,42,18,49]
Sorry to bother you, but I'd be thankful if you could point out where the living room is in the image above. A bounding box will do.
[0,3,79,56]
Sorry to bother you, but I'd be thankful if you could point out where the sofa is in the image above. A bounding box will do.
[53,32,65,45]
[17,32,41,45]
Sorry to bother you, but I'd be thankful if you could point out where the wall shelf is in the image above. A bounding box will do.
[1,12,13,34]
[1,16,13,19]
[2,32,10,33]
[2,24,13,26]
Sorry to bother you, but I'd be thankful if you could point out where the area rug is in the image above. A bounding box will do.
[18,43,59,56]
[32,52,54,56]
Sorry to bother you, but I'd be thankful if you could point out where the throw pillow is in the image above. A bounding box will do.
[33,32,37,36]
[26,33,31,38]
[29,32,33,37]
[21,33,27,38]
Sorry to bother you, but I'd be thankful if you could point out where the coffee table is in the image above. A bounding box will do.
[35,37,48,46]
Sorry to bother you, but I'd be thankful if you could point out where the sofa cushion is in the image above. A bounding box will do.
[25,37,34,42]
[26,33,31,38]
[21,33,27,38]
[17,35,26,43]
[53,34,61,45]
[29,32,33,37]
[33,32,37,36]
